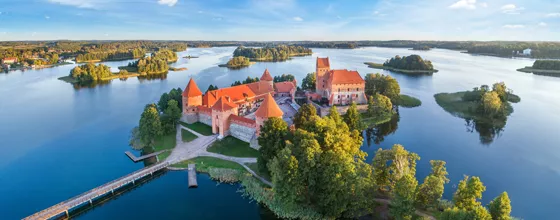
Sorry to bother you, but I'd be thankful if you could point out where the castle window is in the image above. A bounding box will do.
[348,88,350,92]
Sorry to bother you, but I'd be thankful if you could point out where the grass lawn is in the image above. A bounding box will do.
[157,151,171,162]
[361,112,393,127]
[245,162,271,181]
[153,129,177,161]
[207,136,259,158]
[434,91,516,120]
[171,156,246,172]
[178,121,213,136]
[397,94,422,108]
[181,129,197,142]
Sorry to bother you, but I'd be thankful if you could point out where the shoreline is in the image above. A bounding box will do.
[364,62,439,74]
[517,67,560,76]
[218,61,256,68]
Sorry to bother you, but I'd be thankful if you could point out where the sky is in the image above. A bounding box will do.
[0,0,559,41]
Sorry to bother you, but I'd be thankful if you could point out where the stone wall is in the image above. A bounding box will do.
[229,122,256,143]
[199,114,212,126]
[181,113,199,124]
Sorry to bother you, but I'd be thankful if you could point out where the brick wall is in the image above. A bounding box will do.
[199,114,212,126]
[229,122,256,143]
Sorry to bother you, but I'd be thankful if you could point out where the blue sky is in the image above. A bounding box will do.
[0,0,559,41]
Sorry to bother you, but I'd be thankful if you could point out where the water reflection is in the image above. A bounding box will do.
[365,114,400,146]
[465,117,507,145]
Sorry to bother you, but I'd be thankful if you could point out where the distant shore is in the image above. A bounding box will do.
[218,62,256,69]
[517,67,560,76]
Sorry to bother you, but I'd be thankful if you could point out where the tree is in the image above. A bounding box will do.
[492,82,508,102]
[390,174,418,220]
[440,207,471,220]
[301,73,316,91]
[327,105,342,124]
[471,205,492,220]
[207,84,218,92]
[453,176,486,211]
[368,93,393,117]
[416,160,450,209]
[372,144,420,192]
[488,192,512,220]
[481,91,502,116]
[257,117,288,174]
[158,92,170,112]
[138,104,163,146]
[364,73,401,102]
[343,102,362,132]
[293,103,316,129]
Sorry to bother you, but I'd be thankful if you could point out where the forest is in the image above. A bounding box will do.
[225,56,251,67]
[531,60,560,70]
[383,55,435,71]
[126,57,169,74]
[233,45,312,61]
[76,48,145,62]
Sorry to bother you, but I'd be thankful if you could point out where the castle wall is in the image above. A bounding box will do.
[199,113,212,126]
[229,123,256,143]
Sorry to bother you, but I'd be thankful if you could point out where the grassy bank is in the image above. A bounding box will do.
[364,62,439,74]
[207,136,259,158]
[245,162,271,182]
[434,91,516,120]
[171,156,246,172]
[178,121,213,136]
[154,129,177,161]
[361,112,394,127]
[169,67,187,71]
[58,72,142,84]
[181,129,197,142]
[397,94,422,108]
[517,67,560,76]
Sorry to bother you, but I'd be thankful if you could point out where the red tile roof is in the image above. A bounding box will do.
[246,81,274,97]
[328,69,365,85]
[316,57,330,68]
[203,84,256,107]
[274,81,295,93]
[211,96,237,112]
[255,93,283,118]
[260,69,273,81]
[229,115,256,127]
[182,78,203,97]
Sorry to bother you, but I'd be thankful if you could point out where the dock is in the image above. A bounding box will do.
[187,164,198,188]
[124,150,166,162]
[24,162,170,220]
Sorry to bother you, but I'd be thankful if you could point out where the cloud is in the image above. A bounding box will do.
[449,0,477,10]
[45,15,50,19]
[479,2,488,8]
[546,13,560,17]
[501,4,524,14]
[157,0,177,7]
[502,24,525,29]
[538,22,547,27]
[47,0,97,9]
[293,16,303,21]
[336,15,342,19]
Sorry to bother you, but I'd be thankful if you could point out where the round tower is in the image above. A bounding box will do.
[182,78,203,123]
[260,68,274,88]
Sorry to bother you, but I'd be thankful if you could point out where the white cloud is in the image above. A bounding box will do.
[104,33,109,36]
[502,24,525,29]
[293,16,303,21]
[45,15,50,19]
[449,0,477,10]
[336,15,342,19]
[47,0,97,9]
[373,11,379,15]
[538,22,547,27]
[479,2,488,8]
[501,4,524,14]
[546,13,560,17]
[158,0,177,7]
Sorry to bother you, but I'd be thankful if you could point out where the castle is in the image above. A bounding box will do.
[314,57,367,105]
[181,69,295,142]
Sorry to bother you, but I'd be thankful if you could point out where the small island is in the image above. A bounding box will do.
[435,82,520,144]
[58,63,140,84]
[218,56,255,69]
[517,60,560,77]
[412,45,431,51]
[364,54,438,75]
[233,45,312,61]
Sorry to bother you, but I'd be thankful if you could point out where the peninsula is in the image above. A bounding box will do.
[232,45,312,61]
[365,55,438,75]
[517,60,560,77]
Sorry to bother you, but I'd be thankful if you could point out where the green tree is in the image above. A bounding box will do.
[492,82,508,102]
[158,92,170,111]
[327,105,342,124]
[440,207,471,220]
[364,73,401,102]
[139,104,163,146]
[416,160,450,209]
[257,117,288,174]
[453,175,486,211]
[293,103,316,129]
[301,73,316,90]
[372,144,420,192]
[471,205,492,220]
[390,174,418,220]
[481,91,502,116]
[343,102,362,132]
[488,192,512,220]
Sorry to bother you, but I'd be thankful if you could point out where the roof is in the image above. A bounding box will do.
[211,96,237,112]
[316,57,330,68]
[328,69,365,85]
[182,78,203,97]
[274,81,296,93]
[229,115,256,127]
[260,69,273,81]
[203,84,256,107]
[246,81,274,97]
[255,93,283,118]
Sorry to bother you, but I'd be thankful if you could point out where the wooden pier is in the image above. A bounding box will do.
[124,150,166,162]
[187,164,198,188]
[24,162,170,220]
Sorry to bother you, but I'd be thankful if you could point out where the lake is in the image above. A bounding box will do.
[1,47,559,219]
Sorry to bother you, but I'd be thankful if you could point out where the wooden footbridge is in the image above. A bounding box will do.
[124,150,166,162]
[24,162,170,220]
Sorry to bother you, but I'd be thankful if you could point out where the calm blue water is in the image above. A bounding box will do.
[1,47,559,219]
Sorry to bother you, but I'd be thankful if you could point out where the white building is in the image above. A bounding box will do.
[522,48,532,56]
